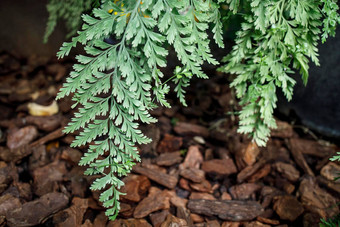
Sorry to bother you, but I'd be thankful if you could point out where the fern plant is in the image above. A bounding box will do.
[45,0,340,220]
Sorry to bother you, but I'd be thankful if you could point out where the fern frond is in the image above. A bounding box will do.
[56,0,223,220]
[219,0,339,146]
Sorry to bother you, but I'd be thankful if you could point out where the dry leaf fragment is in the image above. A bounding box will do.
[28,101,59,116]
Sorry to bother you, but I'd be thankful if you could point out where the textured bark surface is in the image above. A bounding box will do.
[188,200,264,221]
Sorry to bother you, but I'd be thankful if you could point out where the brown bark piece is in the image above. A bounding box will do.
[260,186,284,208]
[179,178,191,191]
[229,183,261,200]
[274,162,300,182]
[108,219,152,227]
[6,192,68,227]
[180,145,203,169]
[150,210,170,227]
[133,187,170,218]
[30,127,64,147]
[174,122,209,137]
[160,214,188,227]
[53,197,89,227]
[303,213,321,227]
[46,63,67,81]
[190,192,216,200]
[207,219,221,227]
[120,174,151,202]
[61,148,82,165]
[273,195,304,222]
[289,138,314,176]
[180,168,205,183]
[6,126,38,149]
[190,179,213,193]
[221,192,232,200]
[320,162,340,182]
[167,190,188,208]
[156,151,183,166]
[25,115,62,132]
[81,219,93,227]
[65,166,88,198]
[317,175,340,193]
[0,167,12,193]
[256,217,280,225]
[0,194,21,216]
[93,212,108,227]
[32,160,67,196]
[14,182,32,201]
[202,159,237,176]
[221,222,241,227]
[244,221,270,227]
[299,176,339,218]
[187,200,264,221]
[177,206,193,227]
[293,139,333,158]
[237,159,267,183]
[247,164,271,183]
[157,134,183,153]
[270,120,294,138]
[235,142,260,169]
[133,165,177,189]
[191,213,204,223]
[139,124,160,154]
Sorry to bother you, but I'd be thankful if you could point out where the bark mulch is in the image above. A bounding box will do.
[0,51,339,227]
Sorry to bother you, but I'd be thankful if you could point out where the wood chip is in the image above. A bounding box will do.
[274,162,300,182]
[237,159,267,183]
[180,145,203,169]
[235,142,259,169]
[270,120,294,138]
[247,164,271,183]
[156,151,183,166]
[150,210,169,227]
[133,165,178,189]
[108,219,152,227]
[6,192,68,227]
[120,174,151,202]
[189,192,216,200]
[32,160,67,196]
[157,134,183,153]
[176,206,193,227]
[174,122,209,138]
[53,197,89,227]
[299,176,339,217]
[273,195,304,222]
[202,159,237,176]
[190,179,213,193]
[229,183,261,200]
[317,175,340,194]
[133,187,170,218]
[180,168,205,183]
[188,200,264,221]
[289,138,314,176]
[320,162,340,182]
[160,214,187,227]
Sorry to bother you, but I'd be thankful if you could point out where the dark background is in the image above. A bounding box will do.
[0,0,66,58]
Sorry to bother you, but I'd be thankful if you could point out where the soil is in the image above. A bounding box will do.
[0,51,339,227]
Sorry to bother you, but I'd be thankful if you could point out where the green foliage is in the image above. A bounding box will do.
[54,0,222,220]
[330,152,340,162]
[44,0,94,43]
[320,214,340,227]
[47,0,340,220]
[219,0,340,146]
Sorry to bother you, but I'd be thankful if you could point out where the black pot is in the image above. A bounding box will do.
[277,27,340,138]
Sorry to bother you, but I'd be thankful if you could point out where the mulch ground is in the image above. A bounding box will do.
[0,51,339,227]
